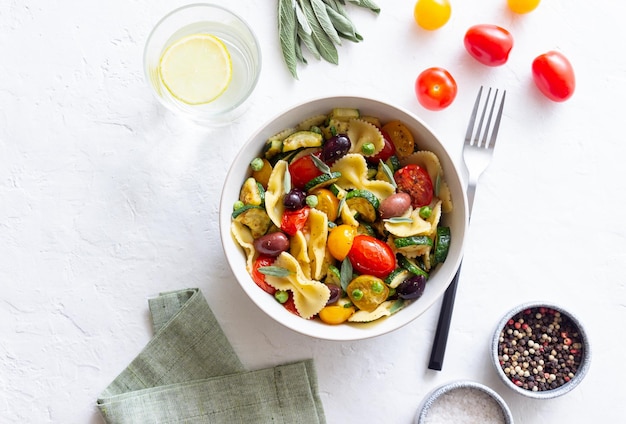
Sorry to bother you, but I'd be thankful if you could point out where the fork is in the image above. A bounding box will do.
[428,86,506,371]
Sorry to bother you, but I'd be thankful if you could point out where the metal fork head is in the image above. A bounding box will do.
[465,86,506,150]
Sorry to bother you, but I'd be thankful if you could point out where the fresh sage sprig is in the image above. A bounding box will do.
[278,0,381,78]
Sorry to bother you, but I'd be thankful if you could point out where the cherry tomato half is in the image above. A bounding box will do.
[507,0,540,14]
[464,24,513,67]
[367,130,396,164]
[288,152,323,189]
[310,187,340,222]
[346,275,389,312]
[280,206,310,236]
[347,235,396,279]
[394,164,434,208]
[413,0,451,31]
[415,67,458,111]
[532,51,575,102]
[252,255,277,295]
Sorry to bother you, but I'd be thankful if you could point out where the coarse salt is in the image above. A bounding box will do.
[422,387,506,424]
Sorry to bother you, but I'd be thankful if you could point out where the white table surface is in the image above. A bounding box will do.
[2,1,625,422]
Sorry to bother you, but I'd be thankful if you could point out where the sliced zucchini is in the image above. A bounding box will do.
[239,177,264,206]
[232,205,271,238]
[329,108,360,120]
[328,183,347,199]
[263,137,284,160]
[345,189,379,223]
[433,226,451,264]
[296,114,327,131]
[286,147,321,164]
[393,235,433,249]
[398,255,429,278]
[356,222,375,236]
[385,268,412,289]
[282,131,323,152]
[304,171,341,191]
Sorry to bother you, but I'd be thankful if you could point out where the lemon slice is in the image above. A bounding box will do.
[159,33,232,105]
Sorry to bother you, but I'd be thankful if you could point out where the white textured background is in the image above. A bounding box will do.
[1,0,625,423]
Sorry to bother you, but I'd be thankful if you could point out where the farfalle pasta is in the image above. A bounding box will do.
[231,107,453,325]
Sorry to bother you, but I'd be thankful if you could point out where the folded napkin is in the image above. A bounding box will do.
[97,288,326,423]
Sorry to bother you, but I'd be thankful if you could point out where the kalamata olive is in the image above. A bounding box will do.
[283,188,306,209]
[396,275,426,300]
[253,232,290,257]
[321,134,351,163]
[325,284,341,305]
[379,192,412,219]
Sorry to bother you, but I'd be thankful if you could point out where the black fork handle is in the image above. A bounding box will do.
[428,261,462,371]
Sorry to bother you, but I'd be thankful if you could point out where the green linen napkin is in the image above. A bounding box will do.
[97,288,326,423]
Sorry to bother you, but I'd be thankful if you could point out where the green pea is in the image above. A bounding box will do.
[351,289,364,301]
[361,142,375,155]
[274,290,289,304]
[371,281,384,294]
[250,157,264,171]
[306,194,319,208]
[233,200,244,211]
[419,206,432,219]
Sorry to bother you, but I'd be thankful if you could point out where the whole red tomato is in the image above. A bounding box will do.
[532,51,575,102]
[288,152,323,189]
[464,24,513,66]
[347,235,396,279]
[415,67,457,111]
[394,164,434,208]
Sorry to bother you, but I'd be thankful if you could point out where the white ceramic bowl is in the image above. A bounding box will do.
[415,380,514,424]
[491,301,591,399]
[219,96,468,340]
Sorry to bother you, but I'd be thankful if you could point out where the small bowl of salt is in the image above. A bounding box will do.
[415,380,514,424]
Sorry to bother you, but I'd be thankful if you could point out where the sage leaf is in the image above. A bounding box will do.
[348,0,380,13]
[311,0,342,46]
[380,159,397,188]
[258,266,293,277]
[383,217,413,223]
[340,258,353,292]
[284,166,292,194]
[295,1,312,35]
[325,5,357,39]
[389,299,405,314]
[310,153,332,175]
[278,0,299,78]
[299,0,339,64]
[298,24,321,60]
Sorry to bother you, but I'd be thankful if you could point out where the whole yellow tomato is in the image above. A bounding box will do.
[413,0,451,31]
[507,0,540,14]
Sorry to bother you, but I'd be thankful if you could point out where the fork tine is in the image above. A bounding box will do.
[480,88,499,148]
[464,86,483,145]
[474,87,492,147]
[488,90,506,149]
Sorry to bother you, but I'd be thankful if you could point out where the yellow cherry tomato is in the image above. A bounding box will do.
[346,275,389,312]
[327,224,357,261]
[507,0,540,14]
[413,0,451,31]
[310,188,339,222]
[318,305,355,325]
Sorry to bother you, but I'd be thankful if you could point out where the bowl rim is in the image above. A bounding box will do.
[490,301,592,399]
[219,95,468,340]
[415,380,514,424]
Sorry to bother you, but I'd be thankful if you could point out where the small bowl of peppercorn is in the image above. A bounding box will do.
[491,301,591,399]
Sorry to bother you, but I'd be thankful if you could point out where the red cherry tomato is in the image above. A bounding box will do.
[282,292,300,316]
[288,152,323,189]
[394,164,434,208]
[367,130,396,163]
[347,235,396,279]
[464,24,513,67]
[252,255,277,295]
[415,67,458,111]
[280,206,310,236]
[532,51,575,102]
